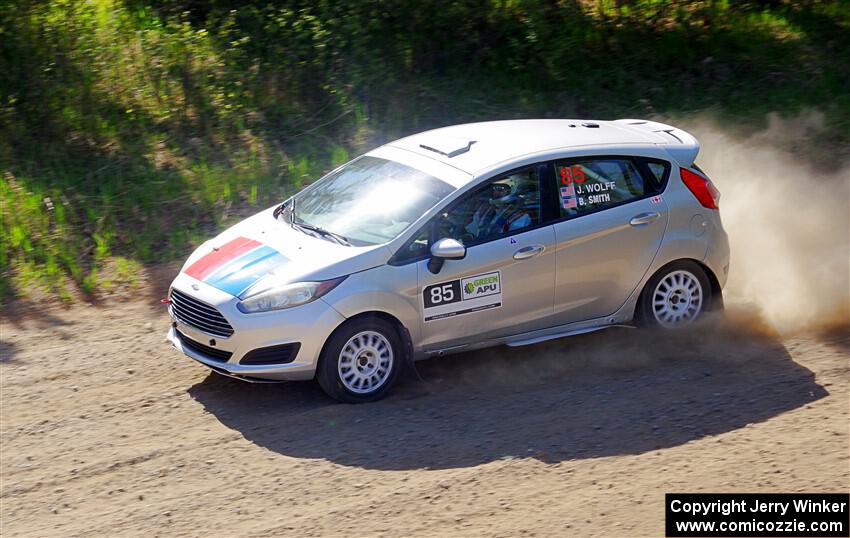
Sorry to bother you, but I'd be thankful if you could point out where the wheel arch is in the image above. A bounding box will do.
[697,259,724,311]
[637,257,723,314]
[315,310,415,379]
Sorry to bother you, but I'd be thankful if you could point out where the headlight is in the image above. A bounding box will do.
[236,276,347,313]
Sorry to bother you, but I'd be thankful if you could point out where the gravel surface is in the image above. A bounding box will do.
[1,297,848,537]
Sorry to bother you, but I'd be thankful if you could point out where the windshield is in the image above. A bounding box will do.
[288,156,455,246]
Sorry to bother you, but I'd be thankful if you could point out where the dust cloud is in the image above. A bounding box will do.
[682,112,850,333]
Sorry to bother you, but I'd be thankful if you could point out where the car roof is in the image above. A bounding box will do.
[385,119,698,180]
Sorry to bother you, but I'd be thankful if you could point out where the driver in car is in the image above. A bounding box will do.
[465,177,532,239]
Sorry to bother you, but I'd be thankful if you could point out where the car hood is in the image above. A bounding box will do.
[180,206,392,298]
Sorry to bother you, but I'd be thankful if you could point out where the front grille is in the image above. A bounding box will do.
[170,288,234,338]
[240,343,301,365]
[175,330,232,363]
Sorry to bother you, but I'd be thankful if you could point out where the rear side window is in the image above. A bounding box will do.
[645,161,669,184]
[552,157,665,218]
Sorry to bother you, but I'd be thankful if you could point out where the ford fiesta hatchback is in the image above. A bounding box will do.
[166,119,729,402]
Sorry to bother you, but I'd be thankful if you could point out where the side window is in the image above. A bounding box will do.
[435,167,541,246]
[391,225,431,265]
[554,157,653,218]
[646,161,668,183]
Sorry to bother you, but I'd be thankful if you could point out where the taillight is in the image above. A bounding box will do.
[680,167,721,209]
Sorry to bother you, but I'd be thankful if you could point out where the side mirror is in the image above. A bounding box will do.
[428,238,466,274]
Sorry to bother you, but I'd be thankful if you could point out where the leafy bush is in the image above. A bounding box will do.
[1,0,848,300]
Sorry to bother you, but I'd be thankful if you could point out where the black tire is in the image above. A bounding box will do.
[636,260,712,329]
[316,317,402,403]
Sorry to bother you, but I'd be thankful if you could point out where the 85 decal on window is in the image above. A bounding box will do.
[423,271,502,321]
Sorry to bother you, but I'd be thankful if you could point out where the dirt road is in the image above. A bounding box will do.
[1,292,848,537]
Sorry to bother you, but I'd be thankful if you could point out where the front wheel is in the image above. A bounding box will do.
[316,317,402,403]
[637,261,711,329]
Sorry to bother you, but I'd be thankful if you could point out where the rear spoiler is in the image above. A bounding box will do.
[613,119,700,167]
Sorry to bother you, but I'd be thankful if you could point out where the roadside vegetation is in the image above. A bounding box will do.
[1,0,848,302]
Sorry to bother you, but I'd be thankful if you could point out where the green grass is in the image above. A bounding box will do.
[1,0,848,302]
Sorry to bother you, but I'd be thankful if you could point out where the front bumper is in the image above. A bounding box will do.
[166,271,346,381]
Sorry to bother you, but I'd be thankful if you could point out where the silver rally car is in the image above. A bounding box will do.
[166,119,729,402]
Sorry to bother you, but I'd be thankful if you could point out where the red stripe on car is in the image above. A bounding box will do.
[184,237,262,281]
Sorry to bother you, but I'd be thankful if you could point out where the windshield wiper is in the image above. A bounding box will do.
[291,219,352,247]
[279,198,351,246]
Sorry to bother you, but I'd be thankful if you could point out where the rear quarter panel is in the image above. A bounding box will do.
[611,165,724,320]
[655,167,712,264]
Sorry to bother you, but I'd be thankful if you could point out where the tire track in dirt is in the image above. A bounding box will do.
[1,300,848,537]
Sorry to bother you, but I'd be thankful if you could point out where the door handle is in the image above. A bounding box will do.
[629,212,660,226]
[513,244,545,260]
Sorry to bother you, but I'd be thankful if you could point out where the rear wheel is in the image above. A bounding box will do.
[316,317,401,403]
[637,261,711,329]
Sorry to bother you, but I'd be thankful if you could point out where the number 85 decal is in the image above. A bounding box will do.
[430,284,454,304]
[423,280,461,308]
[559,165,586,184]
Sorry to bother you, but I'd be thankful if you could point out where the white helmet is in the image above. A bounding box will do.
[490,177,519,207]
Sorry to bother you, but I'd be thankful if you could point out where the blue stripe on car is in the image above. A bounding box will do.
[204,246,287,297]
